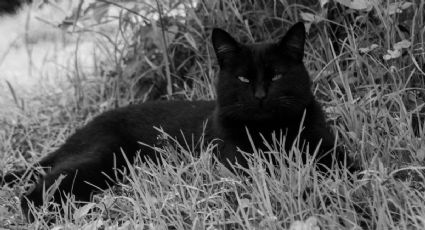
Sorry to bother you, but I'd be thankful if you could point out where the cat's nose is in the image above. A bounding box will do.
[254,88,266,100]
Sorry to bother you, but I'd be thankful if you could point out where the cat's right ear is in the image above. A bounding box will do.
[212,28,240,65]
[279,22,306,61]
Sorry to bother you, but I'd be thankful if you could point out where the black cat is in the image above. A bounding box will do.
[3,22,346,222]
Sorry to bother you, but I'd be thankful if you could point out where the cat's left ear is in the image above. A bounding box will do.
[211,28,240,65]
[279,22,306,61]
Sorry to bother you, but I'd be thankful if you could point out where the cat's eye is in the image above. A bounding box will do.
[238,76,250,83]
[272,74,283,81]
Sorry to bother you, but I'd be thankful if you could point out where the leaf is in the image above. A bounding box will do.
[383,49,401,60]
[393,40,411,50]
[300,12,324,23]
[388,2,413,15]
[91,3,110,23]
[166,25,178,44]
[0,206,9,220]
[73,202,96,220]
[400,2,414,10]
[417,144,425,162]
[239,198,250,208]
[335,0,375,11]
[184,32,197,51]
[383,40,411,60]
[388,3,403,15]
[299,12,325,33]
[359,44,378,53]
[320,0,330,7]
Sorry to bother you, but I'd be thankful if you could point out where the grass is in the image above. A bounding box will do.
[0,0,425,229]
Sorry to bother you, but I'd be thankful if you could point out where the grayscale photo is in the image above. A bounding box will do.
[0,0,424,229]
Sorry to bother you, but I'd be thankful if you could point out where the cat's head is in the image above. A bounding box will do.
[211,22,314,123]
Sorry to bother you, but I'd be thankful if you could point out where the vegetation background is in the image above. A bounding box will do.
[0,0,424,229]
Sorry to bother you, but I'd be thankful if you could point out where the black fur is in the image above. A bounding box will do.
[3,22,347,222]
[210,23,335,169]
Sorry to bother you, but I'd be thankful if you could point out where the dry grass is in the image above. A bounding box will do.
[0,0,424,229]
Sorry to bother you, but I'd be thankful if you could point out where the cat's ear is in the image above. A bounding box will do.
[212,28,240,64]
[279,22,306,61]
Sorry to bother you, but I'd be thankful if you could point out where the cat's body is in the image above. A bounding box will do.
[20,101,216,218]
[4,22,344,222]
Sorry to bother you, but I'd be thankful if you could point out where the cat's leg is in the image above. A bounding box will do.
[21,152,118,222]
[314,144,338,171]
[314,141,359,174]
[216,142,250,175]
[301,125,343,172]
